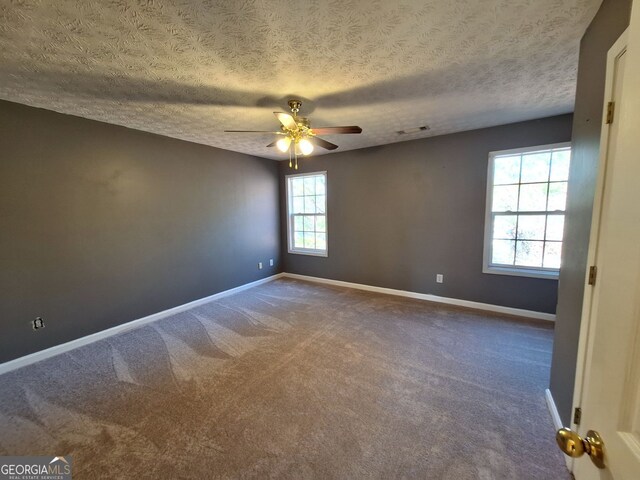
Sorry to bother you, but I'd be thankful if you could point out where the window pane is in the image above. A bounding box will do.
[294,215,303,232]
[518,183,548,211]
[548,182,568,211]
[494,156,521,185]
[303,216,314,231]
[316,215,326,233]
[315,233,326,251]
[291,178,304,196]
[492,240,515,265]
[315,195,326,214]
[493,215,517,239]
[294,232,304,248]
[520,152,551,183]
[543,242,562,269]
[292,196,304,213]
[315,175,326,195]
[546,215,564,241]
[515,240,544,267]
[303,177,315,195]
[517,215,546,240]
[550,149,571,181]
[303,232,315,249]
[304,196,316,213]
[492,185,518,212]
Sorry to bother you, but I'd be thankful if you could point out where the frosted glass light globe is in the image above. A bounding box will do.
[299,138,314,156]
[276,137,291,152]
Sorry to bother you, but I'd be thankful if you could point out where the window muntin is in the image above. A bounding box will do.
[484,143,571,278]
[287,172,327,256]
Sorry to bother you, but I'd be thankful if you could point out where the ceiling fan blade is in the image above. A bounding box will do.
[274,112,299,131]
[310,136,339,150]
[224,130,282,133]
[266,140,278,147]
[310,126,362,135]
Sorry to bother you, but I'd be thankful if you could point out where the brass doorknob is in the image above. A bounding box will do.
[555,428,605,469]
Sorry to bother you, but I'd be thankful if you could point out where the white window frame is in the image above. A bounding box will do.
[483,142,571,279]
[286,171,328,257]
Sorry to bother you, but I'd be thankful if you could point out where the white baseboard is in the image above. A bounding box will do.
[545,388,564,431]
[281,273,556,322]
[545,388,573,471]
[0,273,284,376]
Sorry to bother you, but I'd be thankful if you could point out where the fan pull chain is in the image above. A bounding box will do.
[295,151,298,170]
[289,146,292,168]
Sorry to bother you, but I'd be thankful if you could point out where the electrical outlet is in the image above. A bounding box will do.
[269,259,274,267]
[32,317,45,330]
[436,274,444,284]
[258,262,263,270]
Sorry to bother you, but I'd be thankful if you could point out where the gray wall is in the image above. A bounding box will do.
[0,100,280,364]
[280,115,573,313]
[549,0,632,425]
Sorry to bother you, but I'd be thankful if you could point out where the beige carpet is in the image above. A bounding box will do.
[0,279,570,479]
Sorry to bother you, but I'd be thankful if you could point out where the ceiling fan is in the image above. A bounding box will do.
[224,99,362,169]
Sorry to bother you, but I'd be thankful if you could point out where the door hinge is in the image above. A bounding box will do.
[606,101,615,124]
[573,407,582,425]
[588,265,597,286]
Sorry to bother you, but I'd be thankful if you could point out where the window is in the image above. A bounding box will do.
[287,172,327,256]
[483,143,571,279]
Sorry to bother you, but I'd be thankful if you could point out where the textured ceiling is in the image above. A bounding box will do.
[0,0,601,160]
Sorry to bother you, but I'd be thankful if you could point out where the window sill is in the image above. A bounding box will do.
[483,265,559,280]
[288,249,328,257]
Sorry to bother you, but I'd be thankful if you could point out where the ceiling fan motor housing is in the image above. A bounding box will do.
[296,117,310,129]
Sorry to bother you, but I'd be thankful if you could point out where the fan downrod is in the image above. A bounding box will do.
[288,99,302,115]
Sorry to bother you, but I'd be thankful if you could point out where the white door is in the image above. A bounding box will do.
[567,2,640,479]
